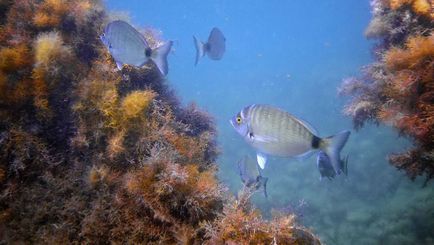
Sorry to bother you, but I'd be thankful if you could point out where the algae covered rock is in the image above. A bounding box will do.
[340,0,434,182]
[0,1,320,244]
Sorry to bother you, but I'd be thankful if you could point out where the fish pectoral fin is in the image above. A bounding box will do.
[257,153,267,169]
[253,135,278,143]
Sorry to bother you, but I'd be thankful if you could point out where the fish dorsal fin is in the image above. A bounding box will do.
[257,153,267,169]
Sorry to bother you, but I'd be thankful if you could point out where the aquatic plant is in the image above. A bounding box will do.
[204,189,321,244]
[0,0,320,243]
[340,0,434,182]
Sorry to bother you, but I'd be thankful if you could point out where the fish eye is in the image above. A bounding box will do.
[236,116,242,124]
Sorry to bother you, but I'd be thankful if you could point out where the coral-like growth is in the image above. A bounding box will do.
[0,1,320,244]
[204,190,321,244]
[33,0,71,28]
[412,0,432,16]
[121,90,156,119]
[388,0,433,17]
[0,44,31,72]
[340,0,434,181]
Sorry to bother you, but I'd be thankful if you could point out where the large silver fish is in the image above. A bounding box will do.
[100,20,172,75]
[237,155,268,198]
[230,104,350,174]
[193,27,225,65]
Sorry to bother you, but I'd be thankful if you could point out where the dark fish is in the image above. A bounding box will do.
[237,155,268,198]
[193,27,226,65]
[230,104,350,173]
[317,151,348,180]
[100,20,172,75]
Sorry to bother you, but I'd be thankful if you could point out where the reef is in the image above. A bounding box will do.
[339,0,434,183]
[0,0,320,244]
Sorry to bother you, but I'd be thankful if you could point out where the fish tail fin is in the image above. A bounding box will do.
[321,130,350,174]
[193,35,205,66]
[151,41,173,76]
[261,176,268,198]
[342,155,349,176]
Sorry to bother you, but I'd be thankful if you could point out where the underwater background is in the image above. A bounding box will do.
[106,0,434,244]
[0,0,432,244]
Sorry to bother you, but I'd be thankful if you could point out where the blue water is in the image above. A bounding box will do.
[106,1,434,244]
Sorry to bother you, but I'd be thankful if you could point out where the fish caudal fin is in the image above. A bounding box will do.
[261,176,268,198]
[322,130,350,174]
[151,41,173,76]
[342,155,349,176]
[193,35,205,66]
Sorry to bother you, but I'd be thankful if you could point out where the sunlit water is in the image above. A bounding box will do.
[106,1,434,244]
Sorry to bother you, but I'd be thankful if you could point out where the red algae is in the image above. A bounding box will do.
[340,0,434,182]
[0,0,321,244]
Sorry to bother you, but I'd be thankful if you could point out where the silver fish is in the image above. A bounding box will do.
[237,155,268,198]
[230,104,350,174]
[100,20,172,75]
[317,151,349,180]
[193,27,226,65]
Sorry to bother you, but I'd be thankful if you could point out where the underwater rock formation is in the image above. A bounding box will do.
[0,0,320,243]
[339,0,434,182]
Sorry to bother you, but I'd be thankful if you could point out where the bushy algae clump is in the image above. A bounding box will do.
[339,0,434,182]
[0,0,320,243]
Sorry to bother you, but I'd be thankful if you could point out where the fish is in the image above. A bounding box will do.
[317,151,349,180]
[193,27,226,65]
[100,20,172,75]
[230,104,350,174]
[237,155,268,198]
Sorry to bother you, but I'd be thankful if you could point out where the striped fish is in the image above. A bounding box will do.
[230,104,350,174]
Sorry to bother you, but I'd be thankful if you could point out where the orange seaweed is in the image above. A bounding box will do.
[341,2,434,180]
[0,44,31,72]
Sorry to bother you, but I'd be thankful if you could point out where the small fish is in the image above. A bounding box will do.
[193,27,226,65]
[317,151,349,180]
[100,20,172,75]
[230,104,350,174]
[237,155,268,198]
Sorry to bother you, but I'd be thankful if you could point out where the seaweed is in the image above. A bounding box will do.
[0,0,320,244]
[340,0,434,182]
